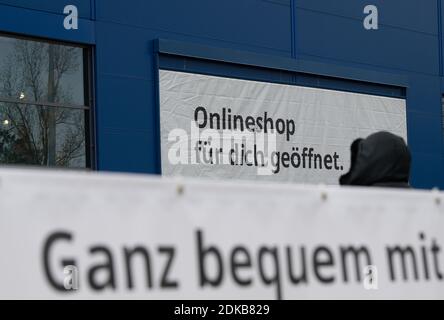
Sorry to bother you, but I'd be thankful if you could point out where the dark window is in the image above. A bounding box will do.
[0,34,92,168]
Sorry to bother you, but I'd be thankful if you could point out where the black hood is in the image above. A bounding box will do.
[339,131,411,187]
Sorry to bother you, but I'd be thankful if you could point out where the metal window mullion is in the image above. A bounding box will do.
[0,97,89,110]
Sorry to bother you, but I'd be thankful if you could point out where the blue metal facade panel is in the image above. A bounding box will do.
[0,0,443,188]
[0,0,92,19]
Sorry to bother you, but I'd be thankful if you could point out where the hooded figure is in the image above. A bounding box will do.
[339,131,411,188]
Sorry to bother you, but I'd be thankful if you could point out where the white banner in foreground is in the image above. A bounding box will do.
[159,70,407,184]
[0,169,443,299]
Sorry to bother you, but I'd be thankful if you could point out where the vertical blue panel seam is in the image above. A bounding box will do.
[290,0,296,59]
[438,0,443,77]
[92,0,98,169]
[290,0,297,85]
[437,0,444,189]
[91,0,96,20]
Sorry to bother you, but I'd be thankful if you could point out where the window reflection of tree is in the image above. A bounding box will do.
[0,39,86,167]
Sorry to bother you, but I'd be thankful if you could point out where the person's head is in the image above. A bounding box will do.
[339,131,411,187]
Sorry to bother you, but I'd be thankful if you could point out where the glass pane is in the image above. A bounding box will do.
[0,35,85,106]
[0,102,87,168]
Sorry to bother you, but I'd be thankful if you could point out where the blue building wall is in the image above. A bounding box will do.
[0,0,442,189]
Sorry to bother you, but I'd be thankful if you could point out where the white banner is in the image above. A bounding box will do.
[0,169,443,299]
[159,70,407,184]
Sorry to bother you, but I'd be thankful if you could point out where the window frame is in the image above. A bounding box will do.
[0,31,95,170]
